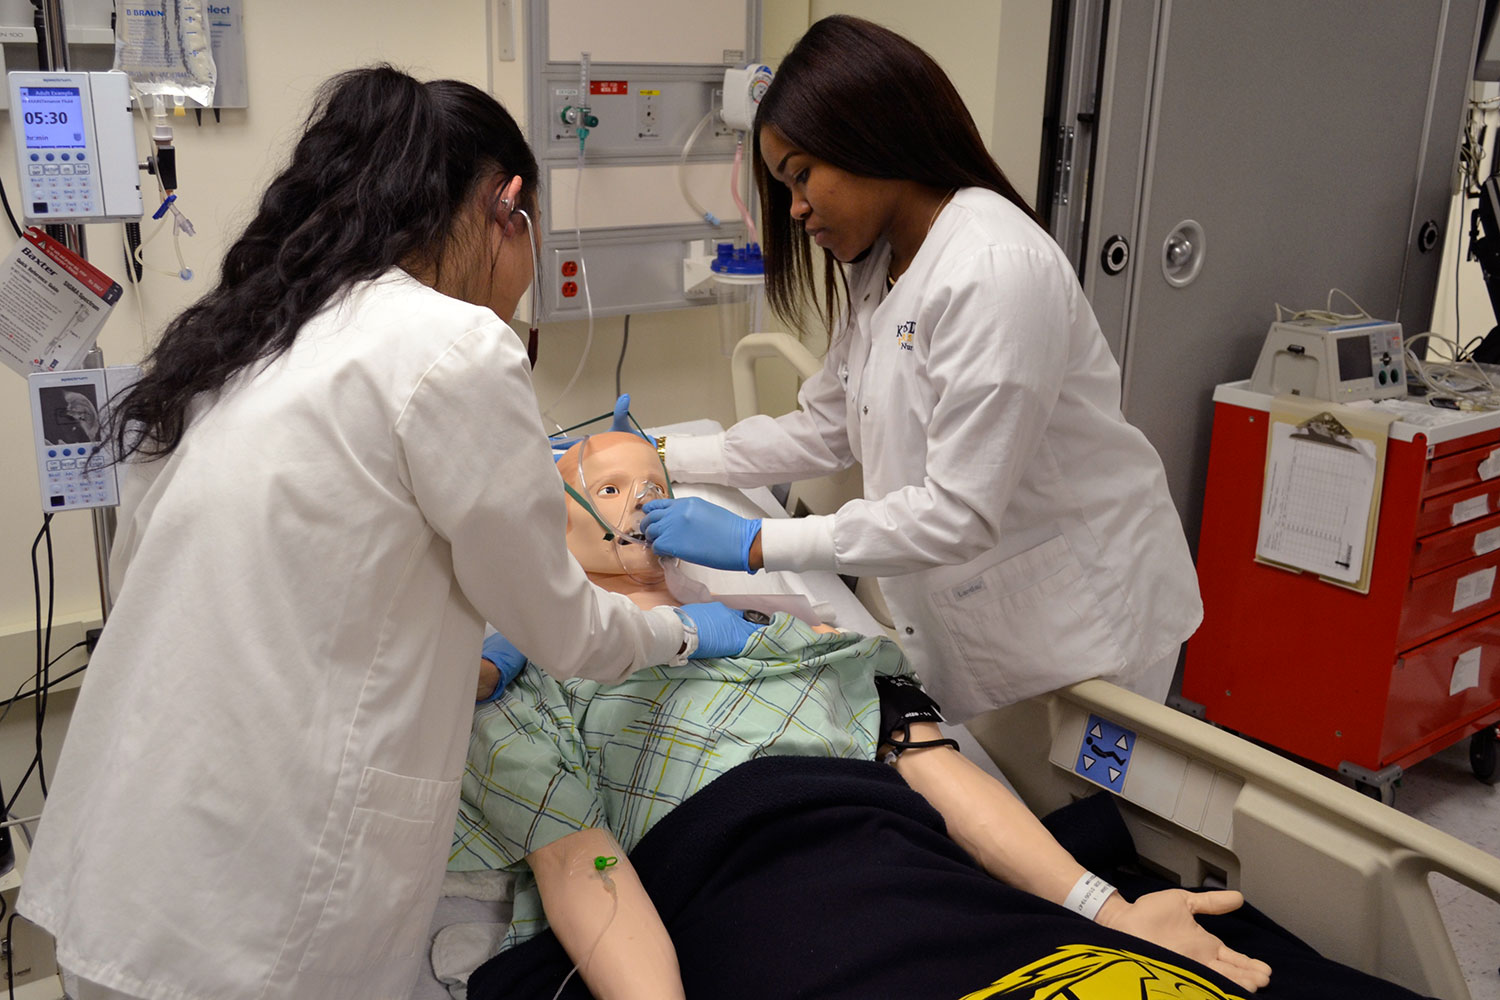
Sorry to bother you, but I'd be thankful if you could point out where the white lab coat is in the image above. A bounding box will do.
[668,188,1202,720]
[20,270,686,1000]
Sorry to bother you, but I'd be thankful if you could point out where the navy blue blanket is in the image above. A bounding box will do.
[469,755,1432,999]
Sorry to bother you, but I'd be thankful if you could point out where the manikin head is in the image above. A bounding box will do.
[557,431,671,587]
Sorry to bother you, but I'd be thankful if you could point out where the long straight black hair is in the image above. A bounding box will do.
[753,15,1042,338]
[112,65,539,461]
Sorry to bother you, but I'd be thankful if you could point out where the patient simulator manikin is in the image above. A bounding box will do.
[457,431,1271,1000]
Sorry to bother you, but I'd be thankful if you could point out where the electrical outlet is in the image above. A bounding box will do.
[636,90,660,139]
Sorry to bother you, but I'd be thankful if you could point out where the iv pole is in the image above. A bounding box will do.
[36,0,118,621]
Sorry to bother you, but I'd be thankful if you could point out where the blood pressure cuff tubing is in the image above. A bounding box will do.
[875,674,946,746]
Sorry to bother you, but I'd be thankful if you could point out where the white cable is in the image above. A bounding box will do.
[550,870,619,1000]
[121,225,149,353]
[1273,288,1371,326]
[541,148,595,422]
[1405,330,1500,409]
[678,111,720,226]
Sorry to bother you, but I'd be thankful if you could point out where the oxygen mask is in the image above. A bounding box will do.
[565,434,673,586]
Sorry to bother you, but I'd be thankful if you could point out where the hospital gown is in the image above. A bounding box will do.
[449,613,912,948]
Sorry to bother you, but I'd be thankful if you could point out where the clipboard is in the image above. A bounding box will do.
[1254,398,1396,593]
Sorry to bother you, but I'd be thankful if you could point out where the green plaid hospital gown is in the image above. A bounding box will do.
[449,612,914,948]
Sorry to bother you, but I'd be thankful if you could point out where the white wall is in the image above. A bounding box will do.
[806,0,1049,207]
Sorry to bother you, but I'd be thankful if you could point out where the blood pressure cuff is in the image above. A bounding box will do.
[875,673,945,745]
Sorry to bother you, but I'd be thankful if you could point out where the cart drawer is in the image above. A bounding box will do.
[1384,616,1500,764]
[1398,548,1500,648]
[1424,437,1500,498]
[1415,479,1500,538]
[1411,511,1500,577]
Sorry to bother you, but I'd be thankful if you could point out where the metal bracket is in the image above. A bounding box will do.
[1053,125,1076,208]
[1337,760,1403,788]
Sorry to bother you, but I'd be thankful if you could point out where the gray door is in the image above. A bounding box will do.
[1049,1,1482,544]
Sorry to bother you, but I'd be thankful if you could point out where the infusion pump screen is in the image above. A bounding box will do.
[18,86,86,149]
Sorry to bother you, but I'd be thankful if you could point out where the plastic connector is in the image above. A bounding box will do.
[85,627,103,653]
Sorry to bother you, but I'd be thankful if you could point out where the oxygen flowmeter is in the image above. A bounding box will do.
[7,70,144,224]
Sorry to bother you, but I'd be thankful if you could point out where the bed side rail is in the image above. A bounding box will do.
[729,332,822,422]
[967,680,1500,1000]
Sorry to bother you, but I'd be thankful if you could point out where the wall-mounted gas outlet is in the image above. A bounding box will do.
[636,90,660,139]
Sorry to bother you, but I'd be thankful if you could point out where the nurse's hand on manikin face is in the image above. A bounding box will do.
[640,497,762,574]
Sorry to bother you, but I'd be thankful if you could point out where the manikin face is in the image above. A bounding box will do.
[758,126,897,263]
[558,431,669,583]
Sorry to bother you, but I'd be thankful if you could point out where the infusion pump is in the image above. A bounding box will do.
[6,71,143,224]
[1248,318,1406,402]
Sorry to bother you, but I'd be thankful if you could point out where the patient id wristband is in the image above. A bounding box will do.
[1064,872,1117,921]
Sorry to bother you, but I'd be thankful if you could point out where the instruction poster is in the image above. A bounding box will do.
[0,228,122,380]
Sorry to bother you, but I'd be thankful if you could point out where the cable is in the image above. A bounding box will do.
[1405,330,1500,409]
[678,111,721,226]
[0,662,87,716]
[0,179,22,239]
[1273,288,1371,325]
[550,859,620,1000]
[29,517,54,801]
[730,137,759,247]
[122,225,151,354]
[541,149,596,423]
[5,909,17,1000]
[614,315,631,398]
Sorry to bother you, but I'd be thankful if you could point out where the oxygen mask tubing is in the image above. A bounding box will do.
[563,433,674,585]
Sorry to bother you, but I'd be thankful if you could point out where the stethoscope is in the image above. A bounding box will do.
[501,193,543,368]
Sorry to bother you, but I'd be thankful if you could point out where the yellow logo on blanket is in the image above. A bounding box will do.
[958,943,1246,1000]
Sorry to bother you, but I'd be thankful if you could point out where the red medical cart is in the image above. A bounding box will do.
[1183,383,1500,802]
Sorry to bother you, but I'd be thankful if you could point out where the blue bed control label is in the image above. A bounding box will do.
[1075,715,1135,793]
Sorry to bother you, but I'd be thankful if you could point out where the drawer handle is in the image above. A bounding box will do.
[1478,527,1500,557]
[1480,449,1500,481]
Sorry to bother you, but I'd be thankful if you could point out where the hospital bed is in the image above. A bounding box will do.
[416,359,1500,999]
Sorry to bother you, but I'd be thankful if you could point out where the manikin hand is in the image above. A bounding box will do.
[477,632,528,703]
[1097,889,1272,993]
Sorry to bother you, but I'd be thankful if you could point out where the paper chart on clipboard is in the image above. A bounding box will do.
[1255,412,1377,585]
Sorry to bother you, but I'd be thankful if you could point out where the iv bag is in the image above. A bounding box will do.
[113,0,217,107]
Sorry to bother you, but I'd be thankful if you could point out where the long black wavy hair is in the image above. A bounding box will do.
[753,15,1042,338]
[112,65,539,461]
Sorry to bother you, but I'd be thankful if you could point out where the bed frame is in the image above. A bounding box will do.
[967,681,1500,1000]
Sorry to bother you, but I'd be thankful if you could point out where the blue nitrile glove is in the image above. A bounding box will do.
[478,631,528,703]
[610,393,653,444]
[549,435,583,462]
[678,601,762,659]
[640,497,761,572]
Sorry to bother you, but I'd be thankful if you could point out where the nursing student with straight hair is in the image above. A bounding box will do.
[642,15,1202,720]
[19,66,754,1000]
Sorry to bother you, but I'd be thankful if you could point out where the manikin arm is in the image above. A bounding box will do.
[891,722,1271,994]
[527,827,685,1000]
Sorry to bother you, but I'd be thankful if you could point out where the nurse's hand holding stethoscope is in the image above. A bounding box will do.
[641,497,763,573]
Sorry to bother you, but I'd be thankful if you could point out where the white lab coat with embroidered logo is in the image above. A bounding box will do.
[666,187,1201,720]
